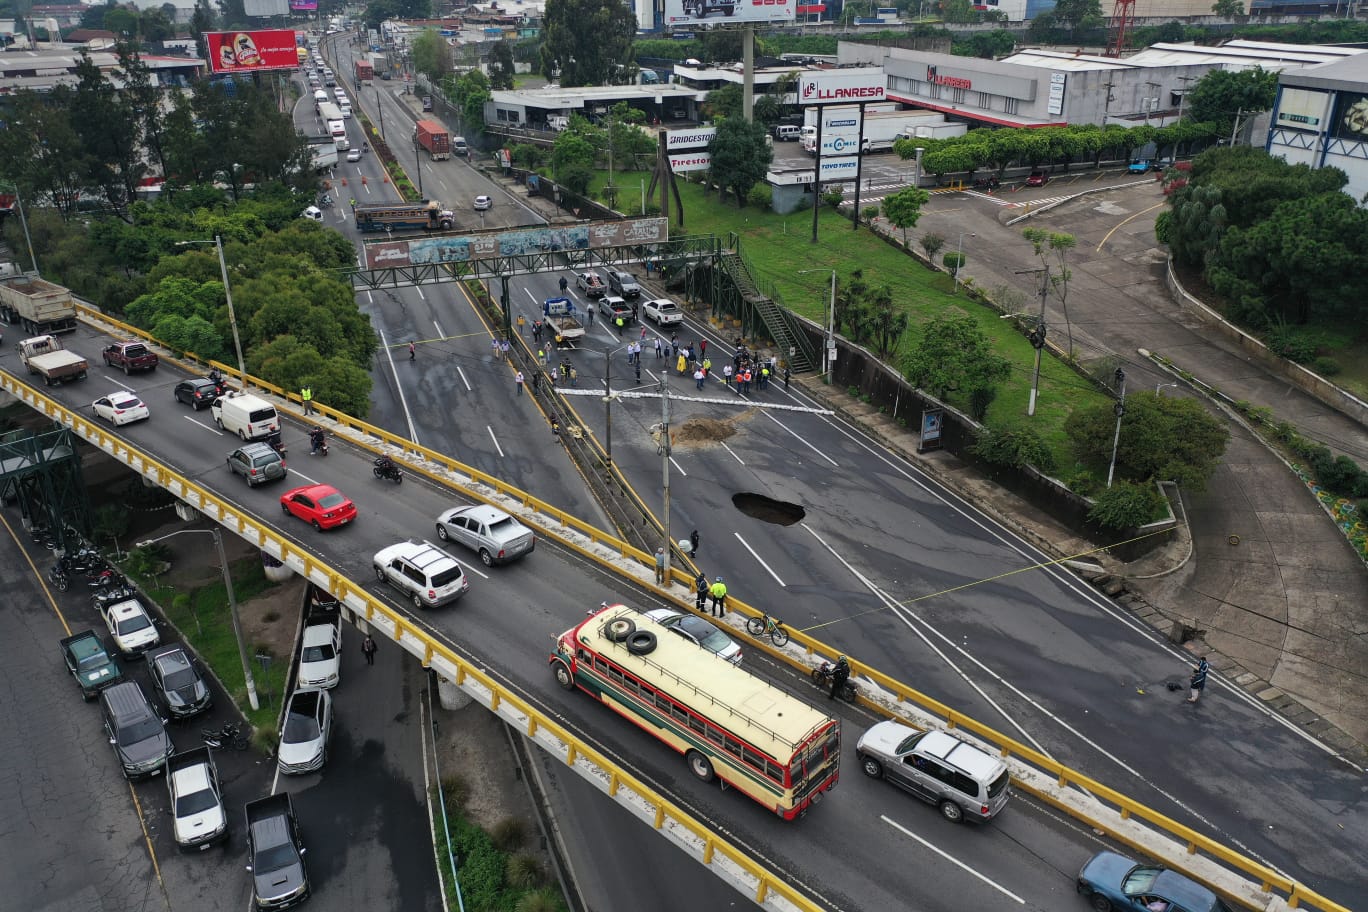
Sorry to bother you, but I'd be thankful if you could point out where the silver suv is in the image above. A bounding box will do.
[226,442,286,486]
[434,504,535,566]
[373,540,469,608]
[606,269,640,298]
[856,722,1011,824]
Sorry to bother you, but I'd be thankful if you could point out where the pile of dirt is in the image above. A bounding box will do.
[672,412,747,447]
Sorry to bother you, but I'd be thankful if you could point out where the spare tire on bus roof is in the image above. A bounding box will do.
[626,630,657,655]
[606,617,635,642]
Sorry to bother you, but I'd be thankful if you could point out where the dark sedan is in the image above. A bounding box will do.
[174,377,223,410]
[1077,851,1233,912]
[147,644,212,719]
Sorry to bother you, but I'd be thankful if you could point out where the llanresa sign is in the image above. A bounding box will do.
[798,69,886,106]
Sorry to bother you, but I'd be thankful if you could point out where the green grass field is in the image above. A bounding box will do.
[587,169,1108,469]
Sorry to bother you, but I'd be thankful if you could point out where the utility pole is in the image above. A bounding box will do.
[1176,74,1196,121]
[1013,266,1049,417]
[1107,368,1127,489]
[604,354,613,468]
[660,377,672,581]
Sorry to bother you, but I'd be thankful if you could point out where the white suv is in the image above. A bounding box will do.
[298,621,341,689]
[373,540,469,608]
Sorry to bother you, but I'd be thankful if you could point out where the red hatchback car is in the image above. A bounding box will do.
[280,484,357,531]
[1026,169,1050,187]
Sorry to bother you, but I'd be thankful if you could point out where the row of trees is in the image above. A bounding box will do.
[897,120,1220,181]
[547,107,658,194]
[0,48,312,222]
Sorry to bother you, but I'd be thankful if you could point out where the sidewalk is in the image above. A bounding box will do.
[843,182,1368,757]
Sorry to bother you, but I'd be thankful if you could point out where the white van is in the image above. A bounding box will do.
[774,125,800,142]
[452,136,468,156]
[340,104,352,119]
[313,89,328,105]
[211,392,279,441]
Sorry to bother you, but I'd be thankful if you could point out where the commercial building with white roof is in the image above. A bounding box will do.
[1268,52,1368,203]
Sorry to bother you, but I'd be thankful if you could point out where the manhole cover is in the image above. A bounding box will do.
[733,493,805,526]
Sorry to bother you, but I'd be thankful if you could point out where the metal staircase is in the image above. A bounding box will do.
[718,252,816,373]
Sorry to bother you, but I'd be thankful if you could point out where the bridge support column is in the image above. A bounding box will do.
[437,675,473,710]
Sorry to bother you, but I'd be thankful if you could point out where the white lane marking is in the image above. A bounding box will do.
[456,366,472,391]
[880,816,1025,904]
[486,426,505,459]
[801,523,1049,755]
[183,415,224,434]
[760,409,839,466]
[733,533,785,587]
[433,319,445,339]
[454,558,490,580]
[378,329,421,445]
[721,442,745,465]
[669,456,687,477]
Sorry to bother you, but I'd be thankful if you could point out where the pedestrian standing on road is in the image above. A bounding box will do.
[500,339,510,360]
[533,370,541,392]
[695,572,709,612]
[586,307,594,327]
[641,324,648,341]
[632,302,639,323]
[694,368,705,390]
[676,352,687,375]
[517,315,526,336]
[654,548,666,585]
[491,337,501,360]
[569,367,577,387]
[760,366,770,390]
[709,577,728,616]
[655,338,663,360]
[559,276,568,295]
[723,364,733,387]
[1187,657,1209,703]
[301,385,314,416]
[409,341,416,361]
[615,316,624,338]
[699,339,707,359]
[702,357,711,378]
[538,347,547,365]
[362,635,377,666]
[635,362,641,383]
[689,530,699,559]
[664,341,673,359]
[532,320,541,341]
[515,370,525,394]
[783,366,791,389]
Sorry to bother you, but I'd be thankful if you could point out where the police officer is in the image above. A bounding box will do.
[829,655,851,700]
[694,572,708,612]
[301,385,314,416]
[709,576,728,617]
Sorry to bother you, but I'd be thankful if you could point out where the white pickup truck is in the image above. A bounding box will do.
[642,298,683,326]
[19,334,88,385]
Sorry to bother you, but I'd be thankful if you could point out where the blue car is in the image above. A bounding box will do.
[1077,851,1233,912]
[1128,160,1158,174]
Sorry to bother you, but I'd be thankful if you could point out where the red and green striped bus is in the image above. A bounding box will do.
[550,604,840,819]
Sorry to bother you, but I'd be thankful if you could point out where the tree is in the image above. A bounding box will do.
[1211,0,1244,15]
[901,310,1011,401]
[1021,228,1078,358]
[1064,391,1229,490]
[551,132,595,194]
[707,117,772,207]
[540,0,637,87]
[704,84,743,121]
[941,0,979,24]
[69,50,143,218]
[882,186,930,246]
[1088,481,1167,530]
[920,233,945,259]
[488,41,515,90]
[411,29,452,82]
[1051,0,1103,32]
[452,69,491,134]
[1184,67,1276,132]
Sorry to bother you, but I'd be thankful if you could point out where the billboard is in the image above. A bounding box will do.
[1333,91,1368,141]
[205,30,301,74]
[665,127,716,150]
[797,69,885,106]
[669,152,711,172]
[1276,87,1330,132]
[290,0,319,9]
[813,134,859,156]
[362,219,670,270]
[243,0,288,14]
[815,157,858,181]
[664,0,795,29]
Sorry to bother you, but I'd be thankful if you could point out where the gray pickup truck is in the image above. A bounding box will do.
[245,793,309,909]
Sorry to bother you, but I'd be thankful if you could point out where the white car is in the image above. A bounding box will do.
[278,687,332,774]
[644,608,742,664]
[473,195,492,211]
[167,749,228,849]
[642,298,683,326]
[346,148,361,162]
[298,621,341,689]
[301,205,324,221]
[101,597,161,658]
[92,391,150,425]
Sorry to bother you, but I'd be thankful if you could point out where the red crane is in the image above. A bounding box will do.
[1107,0,1137,58]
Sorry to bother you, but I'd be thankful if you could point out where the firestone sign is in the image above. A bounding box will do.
[798,70,886,106]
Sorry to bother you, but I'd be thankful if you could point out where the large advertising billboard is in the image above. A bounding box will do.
[664,0,795,29]
[1276,87,1330,132]
[1333,91,1368,141]
[362,219,670,270]
[205,30,301,75]
[798,69,886,106]
[290,0,319,10]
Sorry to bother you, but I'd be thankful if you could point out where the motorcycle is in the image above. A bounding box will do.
[811,661,857,703]
[373,456,402,484]
[87,568,126,590]
[309,430,329,457]
[319,193,334,207]
[972,176,1001,191]
[47,563,70,592]
[92,585,137,607]
[267,430,287,457]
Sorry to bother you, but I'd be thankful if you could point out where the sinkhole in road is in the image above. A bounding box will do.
[732,493,805,526]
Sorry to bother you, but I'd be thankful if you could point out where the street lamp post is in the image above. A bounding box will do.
[376,85,386,142]
[412,132,423,197]
[136,527,259,710]
[175,236,247,384]
[1107,368,1126,489]
[602,343,632,469]
[954,232,975,295]
[798,269,837,380]
[1000,308,1047,417]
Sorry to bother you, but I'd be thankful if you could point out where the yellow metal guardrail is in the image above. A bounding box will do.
[68,308,1342,912]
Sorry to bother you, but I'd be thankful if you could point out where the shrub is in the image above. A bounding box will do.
[968,385,997,422]
[490,816,528,852]
[447,816,506,911]
[822,188,844,208]
[441,774,470,809]
[1311,356,1341,376]
[1265,325,1321,363]
[970,423,1057,472]
[1088,481,1166,530]
[920,233,945,259]
[746,182,772,209]
[506,852,546,890]
[942,251,965,271]
[124,543,171,579]
[861,204,880,225]
[514,888,564,912]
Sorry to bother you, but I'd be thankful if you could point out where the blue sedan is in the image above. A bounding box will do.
[1077,851,1233,912]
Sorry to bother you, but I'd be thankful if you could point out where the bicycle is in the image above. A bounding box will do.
[812,661,857,703]
[202,721,251,751]
[744,613,789,648]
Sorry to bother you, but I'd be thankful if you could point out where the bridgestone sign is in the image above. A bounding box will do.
[797,69,886,106]
[665,128,716,150]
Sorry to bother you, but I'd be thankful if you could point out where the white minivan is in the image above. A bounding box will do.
[211,392,279,441]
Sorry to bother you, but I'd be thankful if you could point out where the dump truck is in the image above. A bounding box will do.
[542,297,585,347]
[245,793,309,909]
[354,200,456,233]
[354,58,373,85]
[414,120,450,161]
[20,334,88,385]
[0,272,79,334]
